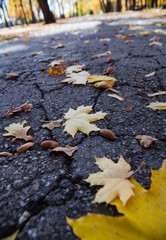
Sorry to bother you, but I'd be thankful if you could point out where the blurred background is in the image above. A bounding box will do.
[0,0,166,27]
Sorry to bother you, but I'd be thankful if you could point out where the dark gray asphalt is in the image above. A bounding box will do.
[0,13,166,239]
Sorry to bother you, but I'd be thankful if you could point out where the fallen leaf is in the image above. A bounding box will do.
[6,73,19,78]
[127,33,137,37]
[63,105,106,137]
[125,40,134,44]
[99,38,110,42]
[125,107,133,111]
[17,142,34,153]
[49,62,67,75]
[0,152,13,156]
[139,31,150,36]
[84,40,90,44]
[5,51,13,56]
[61,71,90,85]
[31,51,43,56]
[147,91,166,97]
[3,120,33,142]
[52,43,65,49]
[90,51,111,60]
[145,72,155,78]
[136,135,157,148]
[23,39,31,42]
[50,145,78,156]
[145,102,166,110]
[149,36,161,42]
[4,101,32,117]
[149,41,163,47]
[41,119,63,130]
[48,59,65,67]
[67,162,166,239]
[108,94,124,101]
[129,26,144,30]
[85,155,135,205]
[154,29,166,34]
[114,34,128,39]
[87,75,117,88]
[93,81,119,92]
[2,230,19,240]
[65,65,86,75]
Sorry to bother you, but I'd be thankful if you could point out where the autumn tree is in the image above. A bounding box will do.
[37,0,56,23]
[28,0,36,23]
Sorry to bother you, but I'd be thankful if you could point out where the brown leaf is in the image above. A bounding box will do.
[17,142,34,153]
[114,34,128,39]
[149,41,163,47]
[50,145,78,156]
[4,101,32,117]
[52,43,65,49]
[0,152,13,156]
[49,62,67,75]
[31,51,43,56]
[90,51,111,60]
[41,140,58,149]
[149,36,161,42]
[5,51,14,56]
[41,119,63,130]
[125,107,133,111]
[6,73,19,78]
[125,40,134,44]
[136,135,158,148]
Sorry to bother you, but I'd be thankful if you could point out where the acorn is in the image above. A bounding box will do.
[106,57,114,63]
[40,140,58,149]
[106,67,114,74]
[100,129,116,140]
[40,67,46,72]
[17,142,34,153]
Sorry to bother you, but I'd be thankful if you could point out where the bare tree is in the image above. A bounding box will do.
[28,0,37,23]
[37,0,55,23]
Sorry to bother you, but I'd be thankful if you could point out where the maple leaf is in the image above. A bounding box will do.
[50,145,78,156]
[65,65,86,75]
[67,161,166,240]
[145,102,166,110]
[86,155,135,205]
[63,105,106,138]
[87,75,117,88]
[3,120,33,142]
[61,71,90,85]
[49,62,66,75]
[41,119,63,130]
[4,101,32,117]
[136,135,157,148]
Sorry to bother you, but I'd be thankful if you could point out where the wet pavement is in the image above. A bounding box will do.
[0,11,166,239]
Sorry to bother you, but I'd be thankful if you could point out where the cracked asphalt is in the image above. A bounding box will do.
[0,11,166,239]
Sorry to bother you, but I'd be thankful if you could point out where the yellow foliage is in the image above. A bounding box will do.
[67,161,166,240]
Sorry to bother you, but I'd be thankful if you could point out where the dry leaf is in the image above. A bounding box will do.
[61,71,90,85]
[50,145,78,156]
[108,94,124,101]
[4,101,32,117]
[52,43,65,49]
[86,155,135,205]
[67,162,166,240]
[129,26,144,30]
[114,34,128,39]
[63,105,106,138]
[145,102,166,110]
[147,91,166,97]
[127,33,137,37]
[31,51,43,56]
[2,230,19,240]
[3,120,33,142]
[0,152,13,156]
[87,75,117,86]
[99,38,110,42]
[65,65,86,75]
[17,142,34,153]
[136,135,157,148]
[84,40,90,44]
[145,72,155,78]
[125,40,134,44]
[23,39,31,42]
[149,41,163,47]
[49,62,67,75]
[48,59,65,67]
[90,51,111,60]
[6,73,19,78]
[125,107,133,111]
[41,119,63,130]
[150,36,161,42]
[5,51,13,56]
[139,31,150,36]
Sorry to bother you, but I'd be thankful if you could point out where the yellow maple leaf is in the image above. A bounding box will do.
[145,102,166,110]
[86,155,135,205]
[87,75,117,85]
[67,161,166,240]
[3,120,33,141]
[63,106,106,138]
[61,71,90,85]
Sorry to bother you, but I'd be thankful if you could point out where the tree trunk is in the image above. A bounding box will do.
[117,0,122,11]
[19,0,28,24]
[28,0,37,23]
[37,0,56,24]
[0,3,9,27]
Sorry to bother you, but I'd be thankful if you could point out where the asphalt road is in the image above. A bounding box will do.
[0,11,166,239]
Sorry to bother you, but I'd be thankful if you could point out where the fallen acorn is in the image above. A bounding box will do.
[17,142,34,153]
[107,57,114,63]
[100,129,116,140]
[41,140,58,149]
[40,67,45,72]
[106,67,114,74]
